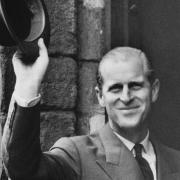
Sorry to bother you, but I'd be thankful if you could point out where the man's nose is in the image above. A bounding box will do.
[120,86,132,104]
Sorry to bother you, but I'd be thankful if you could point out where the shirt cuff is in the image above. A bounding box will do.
[13,91,41,107]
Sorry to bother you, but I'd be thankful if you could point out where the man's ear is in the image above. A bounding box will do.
[152,79,160,103]
[95,86,105,107]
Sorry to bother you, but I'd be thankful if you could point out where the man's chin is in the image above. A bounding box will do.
[109,113,144,129]
[117,118,141,129]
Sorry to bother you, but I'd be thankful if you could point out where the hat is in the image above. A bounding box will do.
[0,0,50,63]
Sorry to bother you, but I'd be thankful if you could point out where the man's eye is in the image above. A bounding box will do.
[111,88,121,93]
[109,84,123,93]
[129,83,143,90]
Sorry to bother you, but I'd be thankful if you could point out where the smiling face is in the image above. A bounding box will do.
[96,47,159,138]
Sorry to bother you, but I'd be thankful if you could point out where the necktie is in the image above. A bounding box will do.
[134,144,154,180]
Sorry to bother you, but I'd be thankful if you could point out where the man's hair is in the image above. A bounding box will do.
[96,47,155,91]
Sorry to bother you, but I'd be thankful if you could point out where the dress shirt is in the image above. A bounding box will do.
[114,130,157,180]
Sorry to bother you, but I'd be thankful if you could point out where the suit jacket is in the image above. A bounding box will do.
[2,102,180,180]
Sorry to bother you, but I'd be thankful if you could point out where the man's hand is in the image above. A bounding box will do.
[13,38,49,100]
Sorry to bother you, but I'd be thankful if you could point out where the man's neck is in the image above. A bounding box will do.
[109,121,148,144]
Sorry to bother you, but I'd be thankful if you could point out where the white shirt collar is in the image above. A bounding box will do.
[113,130,150,154]
[113,131,134,151]
[140,130,150,153]
[111,127,156,180]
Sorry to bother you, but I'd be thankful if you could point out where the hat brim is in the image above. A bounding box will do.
[0,0,50,62]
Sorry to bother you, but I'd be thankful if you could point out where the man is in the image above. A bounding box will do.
[2,39,180,180]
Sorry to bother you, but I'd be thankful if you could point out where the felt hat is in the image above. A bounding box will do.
[0,0,49,62]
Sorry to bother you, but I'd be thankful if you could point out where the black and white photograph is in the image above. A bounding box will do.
[0,0,180,179]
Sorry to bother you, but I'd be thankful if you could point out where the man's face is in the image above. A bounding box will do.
[97,55,159,132]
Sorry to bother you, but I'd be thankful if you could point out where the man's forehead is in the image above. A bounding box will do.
[99,47,145,69]
[100,51,145,74]
[107,75,145,85]
[103,46,143,60]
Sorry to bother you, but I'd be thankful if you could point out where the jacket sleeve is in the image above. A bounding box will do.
[1,97,80,180]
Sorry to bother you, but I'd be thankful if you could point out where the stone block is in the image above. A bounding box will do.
[78,0,106,60]
[0,47,15,113]
[89,105,105,133]
[77,105,105,135]
[0,113,7,130]
[41,57,77,109]
[40,110,76,150]
[76,112,90,135]
[76,61,102,134]
[89,114,105,133]
[77,61,99,113]
[0,113,4,177]
[44,0,77,55]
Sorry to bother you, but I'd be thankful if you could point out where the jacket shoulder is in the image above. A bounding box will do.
[157,142,180,169]
[160,143,180,158]
[51,131,100,154]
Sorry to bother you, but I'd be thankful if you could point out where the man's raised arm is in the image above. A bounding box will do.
[1,39,80,180]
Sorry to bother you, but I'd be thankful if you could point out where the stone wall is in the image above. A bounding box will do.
[77,0,110,134]
[0,1,112,179]
[0,0,111,153]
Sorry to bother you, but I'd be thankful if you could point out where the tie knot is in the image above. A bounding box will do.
[134,143,143,157]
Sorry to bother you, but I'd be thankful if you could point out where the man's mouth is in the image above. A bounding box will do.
[119,106,140,110]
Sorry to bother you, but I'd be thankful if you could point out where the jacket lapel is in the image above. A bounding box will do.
[95,126,180,180]
[96,124,144,180]
[151,138,180,180]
